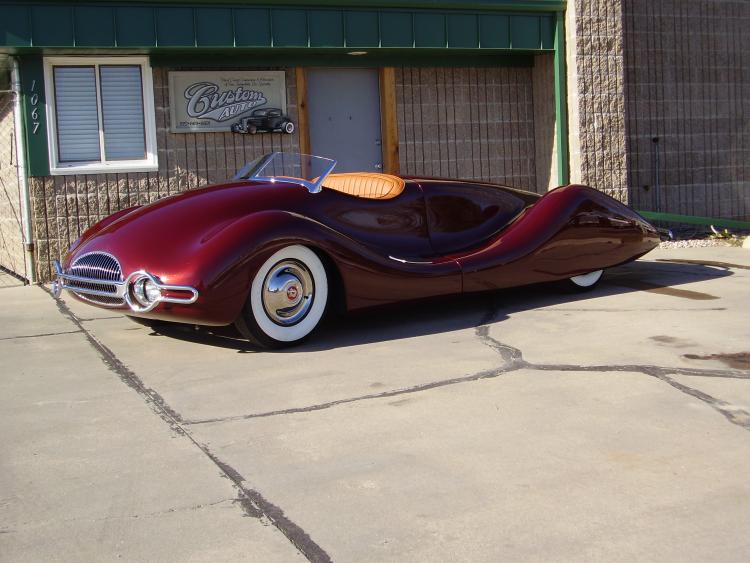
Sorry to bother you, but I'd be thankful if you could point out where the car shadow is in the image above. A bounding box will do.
[146,260,732,353]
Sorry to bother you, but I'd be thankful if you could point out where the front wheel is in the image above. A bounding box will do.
[283,121,295,134]
[235,245,328,348]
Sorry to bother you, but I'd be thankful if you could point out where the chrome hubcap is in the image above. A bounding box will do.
[262,260,315,326]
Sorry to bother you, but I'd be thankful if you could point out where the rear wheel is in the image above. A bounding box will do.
[567,269,604,291]
[235,245,328,348]
[283,121,295,134]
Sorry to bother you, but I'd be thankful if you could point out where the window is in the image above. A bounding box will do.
[44,57,157,174]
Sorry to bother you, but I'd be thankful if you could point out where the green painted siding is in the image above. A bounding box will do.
[0,3,556,53]
[116,8,157,47]
[148,52,535,69]
[18,56,49,177]
[74,7,114,47]
[235,9,271,47]
[479,15,510,48]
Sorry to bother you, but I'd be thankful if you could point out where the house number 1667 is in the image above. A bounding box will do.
[29,79,40,134]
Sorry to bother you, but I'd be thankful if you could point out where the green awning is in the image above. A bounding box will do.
[1,2,559,53]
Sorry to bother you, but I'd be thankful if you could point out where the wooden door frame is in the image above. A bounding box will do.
[295,66,400,175]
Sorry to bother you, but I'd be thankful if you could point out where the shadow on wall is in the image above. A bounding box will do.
[533,53,557,193]
[144,259,731,353]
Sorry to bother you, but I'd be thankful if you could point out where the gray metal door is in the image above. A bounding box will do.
[306,68,382,173]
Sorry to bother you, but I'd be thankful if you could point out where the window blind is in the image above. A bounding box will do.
[100,65,146,161]
[53,66,101,163]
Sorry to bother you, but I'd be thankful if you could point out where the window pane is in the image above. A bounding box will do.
[53,66,101,163]
[100,65,146,160]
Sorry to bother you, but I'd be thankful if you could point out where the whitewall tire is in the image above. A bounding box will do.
[236,245,328,348]
[568,269,604,290]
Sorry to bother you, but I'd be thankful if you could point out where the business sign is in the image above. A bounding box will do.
[168,71,287,133]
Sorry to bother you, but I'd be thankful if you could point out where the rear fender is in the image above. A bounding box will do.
[458,184,660,292]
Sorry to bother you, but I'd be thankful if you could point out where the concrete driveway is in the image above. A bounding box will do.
[2,246,749,562]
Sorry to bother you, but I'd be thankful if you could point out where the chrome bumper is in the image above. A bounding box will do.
[52,260,199,313]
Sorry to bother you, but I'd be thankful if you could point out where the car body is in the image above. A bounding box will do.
[53,152,659,347]
[230,108,294,134]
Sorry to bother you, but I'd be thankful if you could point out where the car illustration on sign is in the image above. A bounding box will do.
[230,108,295,134]
[52,152,660,348]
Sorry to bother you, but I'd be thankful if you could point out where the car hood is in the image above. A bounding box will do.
[69,180,306,278]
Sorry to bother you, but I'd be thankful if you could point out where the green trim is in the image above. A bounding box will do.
[636,211,750,231]
[149,51,535,68]
[552,10,568,186]
[7,0,567,11]
[18,56,50,177]
[0,3,557,53]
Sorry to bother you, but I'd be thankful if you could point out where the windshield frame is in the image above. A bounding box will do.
[233,152,337,193]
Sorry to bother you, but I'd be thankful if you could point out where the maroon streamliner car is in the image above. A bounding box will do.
[52,152,659,348]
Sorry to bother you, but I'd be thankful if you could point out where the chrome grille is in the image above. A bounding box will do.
[66,252,125,307]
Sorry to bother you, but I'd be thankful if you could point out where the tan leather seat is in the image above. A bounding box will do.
[322,173,405,200]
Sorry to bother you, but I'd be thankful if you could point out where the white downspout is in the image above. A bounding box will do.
[11,57,36,284]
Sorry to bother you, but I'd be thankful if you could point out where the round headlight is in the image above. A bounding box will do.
[133,277,161,306]
[144,279,161,302]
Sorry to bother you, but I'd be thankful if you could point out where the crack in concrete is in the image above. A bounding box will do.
[43,288,332,563]
[0,329,82,341]
[202,448,330,561]
[130,498,234,518]
[185,295,749,430]
[475,318,750,431]
[43,287,186,431]
[184,367,506,426]
[10,499,236,529]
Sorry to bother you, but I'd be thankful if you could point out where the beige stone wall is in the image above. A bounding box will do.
[565,0,629,202]
[30,67,301,281]
[623,0,750,220]
[567,0,750,218]
[0,92,26,280]
[395,66,539,192]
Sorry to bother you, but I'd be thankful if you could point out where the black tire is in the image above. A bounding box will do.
[234,245,328,349]
[283,121,295,134]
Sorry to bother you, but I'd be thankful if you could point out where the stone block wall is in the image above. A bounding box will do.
[395,66,539,192]
[566,0,629,202]
[30,67,300,281]
[0,92,26,279]
[623,0,750,220]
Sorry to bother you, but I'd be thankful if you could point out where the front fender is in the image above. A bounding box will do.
[177,209,461,323]
[67,206,141,258]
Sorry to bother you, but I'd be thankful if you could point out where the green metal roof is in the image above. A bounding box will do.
[1,2,558,52]
[3,0,565,10]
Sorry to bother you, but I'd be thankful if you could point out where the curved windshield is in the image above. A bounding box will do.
[234,152,337,193]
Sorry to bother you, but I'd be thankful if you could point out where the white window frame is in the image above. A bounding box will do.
[44,56,158,175]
